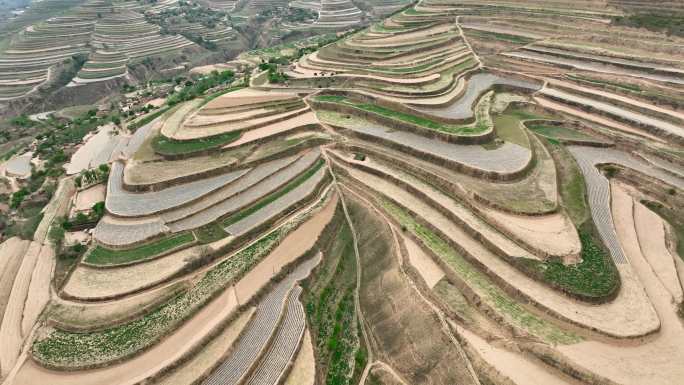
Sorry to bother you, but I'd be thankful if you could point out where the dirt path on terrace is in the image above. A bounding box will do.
[283,328,315,385]
[633,201,683,303]
[234,193,338,302]
[454,324,579,385]
[20,244,53,336]
[0,238,30,321]
[558,183,684,385]
[534,96,665,143]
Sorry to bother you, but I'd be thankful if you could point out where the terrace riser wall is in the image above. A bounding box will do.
[310,99,492,144]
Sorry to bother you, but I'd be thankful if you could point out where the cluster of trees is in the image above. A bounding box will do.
[167,70,235,105]
[74,164,109,188]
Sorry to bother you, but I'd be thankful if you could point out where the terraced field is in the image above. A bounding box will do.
[1,2,683,385]
[0,0,199,99]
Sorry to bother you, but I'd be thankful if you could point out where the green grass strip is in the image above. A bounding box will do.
[193,222,229,244]
[222,159,325,227]
[314,96,489,136]
[380,198,581,344]
[84,233,195,266]
[152,130,242,156]
[128,106,171,132]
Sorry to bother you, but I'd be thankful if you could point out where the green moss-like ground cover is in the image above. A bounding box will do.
[516,224,619,300]
[84,233,195,266]
[493,105,552,148]
[528,123,595,142]
[314,95,490,136]
[221,159,326,227]
[303,215,363,385]
[380,199,580,344]
[152,130,242,156]
[34,221,296,368]
[193,222,229,244]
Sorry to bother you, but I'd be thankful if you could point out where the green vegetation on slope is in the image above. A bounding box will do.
[528,123,596,142]
[84,233,195,266]
[494,105,551,148]
[303,214,364,385]
[152,131,241,156]
[380,198,580,344]
[613,13,684,37]
[516,226,620,300]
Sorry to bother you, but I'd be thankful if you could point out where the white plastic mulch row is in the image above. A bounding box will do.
[106,162,250,217]
[245,286,306,385]
[346,122,531,174]
[93,217,168,247]
[568,146,684,265]
[66,124,126,175]
[161,155,303,226]
[225,165,327,236]
[169,149,321,232]
[202,257,319,385]
[541,88,684,140]
[416,73,540,120]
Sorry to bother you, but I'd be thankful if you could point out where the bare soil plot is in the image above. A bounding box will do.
[558,183,684,385]
[66,124,124,175]
[404,234,445,289]
[72,184,105,212]
[455,323,577,385]
[0,241,41,377]
[633,196,683,303]
[0,237,30,326]
[348,195,479,385]
[21,244,54,335]
[481,209,581,259]
[223,111,319,149]
[283,328,315,385]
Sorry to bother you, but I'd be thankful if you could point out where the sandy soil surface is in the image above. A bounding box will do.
[3,153,32,179]
[481,208,581,259]
[455,324,576,385]
[234,193,338,302]
[558,183,684,385]
[176,107,309,140]
[66,124,122,175]
[0,241,40,377]
[224,111,318,149]
[534,97,665,143]
[189,63,239,76]
[203,88,297,110]
[64,231,89,246]
[283,328,315,385]
[72,184,105,212]
[404,234,445,289]
[0,238,30,324]
[341,163,659,338]
[21,244,54,336]
[156,308,255,385]
[633,195,683,303]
